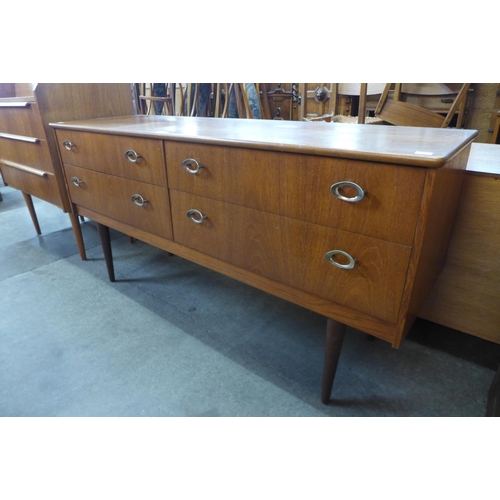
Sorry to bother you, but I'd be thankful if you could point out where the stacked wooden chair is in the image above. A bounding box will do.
[374,83,472,128]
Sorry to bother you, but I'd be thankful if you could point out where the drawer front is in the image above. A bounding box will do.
[165,142,281,213]
[64,164,173,239]
[170,190,411,322]
[166,142,425,245]
[0,136,55,174]
[280,156,426,246]
[0,102,46,139]
[0,164,62,206]
[56,130,166,186]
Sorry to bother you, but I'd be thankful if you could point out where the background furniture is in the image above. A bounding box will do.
[50,116,475,402]
[419,143,500,344]
[491,111,500,144]
[375,83,471,128]
[0,83,135,258]
[299,83,386,123]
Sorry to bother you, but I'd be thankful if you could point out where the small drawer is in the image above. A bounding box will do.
[0,101,46,139]
[170,190,412,322]
[64,164,173,239]
[165,141,281,214]
[56,130,166,186]
[166,141,426,245]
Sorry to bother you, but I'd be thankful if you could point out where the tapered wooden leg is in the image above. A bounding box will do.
[486,365,500,417]
[22,192,41,235]
[321,318,347,404]
[97,222,115,282]
[68,212,87,261]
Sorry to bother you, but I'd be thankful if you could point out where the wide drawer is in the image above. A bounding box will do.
[64,164,173,239]
[170,190,412,322]
[166,141,425,245]
[0,101,46,139]
[56,130,166,186]
[0,164,62,207]
[0,136,55,174]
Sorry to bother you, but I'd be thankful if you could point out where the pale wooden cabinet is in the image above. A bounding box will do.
[51,116,476,402]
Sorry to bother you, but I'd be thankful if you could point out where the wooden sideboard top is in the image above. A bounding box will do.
[466,143,500,175]
[50,115,477,168]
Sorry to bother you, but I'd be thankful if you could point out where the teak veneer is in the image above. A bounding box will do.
[50,116,477,403]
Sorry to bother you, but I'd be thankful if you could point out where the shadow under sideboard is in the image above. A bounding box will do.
[419,142,500,344]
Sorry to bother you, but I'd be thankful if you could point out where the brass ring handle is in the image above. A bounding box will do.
[181,158,203,174]
[71,176,84,187]
[131,194,148,206]
[124,150,142,163]
[186,209,207,224]
[63,140,75,151]
[330,181,365,203]
[324,250,356,270]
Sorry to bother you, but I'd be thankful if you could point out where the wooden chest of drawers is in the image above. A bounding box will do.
[0,83,135,257]
[51,115,476,402]
[0,92,62,209]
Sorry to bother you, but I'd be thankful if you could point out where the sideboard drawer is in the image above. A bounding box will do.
[280,157,426,246]
[56,130,166,186]
[170,190,412,322]
[166,141,281,214]
[64,164,173,239]
[166,141,425,245]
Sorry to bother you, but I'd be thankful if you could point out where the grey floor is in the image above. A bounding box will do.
[1,181,498,417]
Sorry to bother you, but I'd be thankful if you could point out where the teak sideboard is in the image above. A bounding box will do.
[50,116,477,403]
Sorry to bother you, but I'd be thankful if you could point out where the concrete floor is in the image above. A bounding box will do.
[1,181,498,417]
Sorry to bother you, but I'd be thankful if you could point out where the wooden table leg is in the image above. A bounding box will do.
[68,212,87,261]
[321,318,347,404]
[21,192,41,235]
[96,222,115,282]
[486,364,500,417]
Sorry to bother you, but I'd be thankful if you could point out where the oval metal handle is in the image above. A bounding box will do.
[131,194,148,206]
[63,140,75,151]
[124,150,142,163]
[325,250,356,270]
[186,209,207,224]
[330,181,365,203]
[71,176,84,187]
[181,158,203,174]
